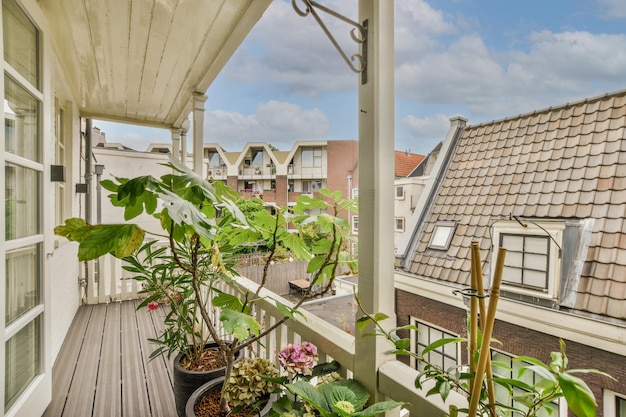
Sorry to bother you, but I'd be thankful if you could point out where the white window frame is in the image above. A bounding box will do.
[301,147,322,168]
[351,187,358,199]
[409,317,460,372]
[395,217,405,232]
[395,186,404,200]
[54,99,68,228]
[352,215,358,232]
[604,390,626,417]
[491,220,563,300]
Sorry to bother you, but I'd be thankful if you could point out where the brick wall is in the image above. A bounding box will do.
[396,289,626,416]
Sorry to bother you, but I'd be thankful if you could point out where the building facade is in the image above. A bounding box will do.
[395,96,626,416]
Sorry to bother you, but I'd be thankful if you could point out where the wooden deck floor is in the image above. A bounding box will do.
[43,300,178,417]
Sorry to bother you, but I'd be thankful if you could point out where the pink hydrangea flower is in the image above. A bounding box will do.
[147,301,159,311]
[278,342,318,375]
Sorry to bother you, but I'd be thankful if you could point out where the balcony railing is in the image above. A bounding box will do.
[80,253,464,417]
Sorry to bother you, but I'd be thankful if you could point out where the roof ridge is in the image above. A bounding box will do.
[467,88,626,129]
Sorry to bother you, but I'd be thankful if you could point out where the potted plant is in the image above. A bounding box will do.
[269,341,405,417]
[187,358,280,417]
[354,244,614,417]
[55,160,357,417]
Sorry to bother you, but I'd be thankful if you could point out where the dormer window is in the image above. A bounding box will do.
[491,220,563,300]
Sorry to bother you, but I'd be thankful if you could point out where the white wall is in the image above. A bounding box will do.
[92,148,171,235]
[394,177,428,249]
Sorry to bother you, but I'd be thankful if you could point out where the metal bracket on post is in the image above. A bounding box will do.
[292,0,368,84]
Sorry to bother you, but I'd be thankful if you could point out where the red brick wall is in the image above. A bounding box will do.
[396,289,626,416]
[326,140,358,195]
[275,175,287,206]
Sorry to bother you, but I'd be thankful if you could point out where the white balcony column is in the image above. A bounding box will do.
[192,93,208,174]
[171,128,181,161]
[355,0,395,402]
[181,118,190,164]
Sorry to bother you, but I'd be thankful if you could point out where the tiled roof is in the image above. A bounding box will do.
[395,151,425,177]
[403,89,626,320]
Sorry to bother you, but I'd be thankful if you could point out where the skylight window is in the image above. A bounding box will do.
[428,221,457,250]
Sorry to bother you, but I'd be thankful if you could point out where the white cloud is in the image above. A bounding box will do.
[598,0,626,18]
[224,0,357,94]
[204,101,330,150]
[401,113,451,140]
[395,25,626,119]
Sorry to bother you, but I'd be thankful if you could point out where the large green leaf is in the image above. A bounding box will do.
[287,381,332,417]
[355,401,405,417]
[212,292,244,312]
[321,380,370,411]
[55,219,145,261]
[158,188,215,240]
[280,232,312,261]
[557,373,597,417]
[220,309,261,341]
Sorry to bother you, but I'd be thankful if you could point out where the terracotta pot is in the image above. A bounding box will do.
[173,343,242,417]
[185,376,276,417]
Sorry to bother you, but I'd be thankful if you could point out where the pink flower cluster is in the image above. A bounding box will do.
[278,342,318,376]
[147,301,159,311]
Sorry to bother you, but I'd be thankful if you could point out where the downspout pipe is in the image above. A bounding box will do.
[85,118,93,224]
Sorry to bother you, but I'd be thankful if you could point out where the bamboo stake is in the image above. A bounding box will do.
[471,242,497,417]
[468,247,507,417]
[469,246,479,374]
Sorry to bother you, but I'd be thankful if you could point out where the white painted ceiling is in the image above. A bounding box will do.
[40,0,272,129]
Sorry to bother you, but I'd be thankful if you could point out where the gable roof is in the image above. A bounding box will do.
[395,151,425,177]
[400,89,626,320]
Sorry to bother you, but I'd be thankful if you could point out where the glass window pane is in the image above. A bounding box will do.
[3,0,39,88]
[443,340,457,357]
[5,163,40,239]
[504,266,522,284]
[431,225,453,248]
[5,317,40,411]
[506,252,523,268]
[429,351,443,367]
[525,254,547,271]
[5,75,40,162]
[524,270,547,289]
[526,236,548,253]
[301,149,312,167]
[501,235,523,251]
[417,326,428,345]
[617,397,626,417]
[6,244,40,324]
[443,356,456,371]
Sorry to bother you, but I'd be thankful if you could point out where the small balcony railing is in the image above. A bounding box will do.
[82,252,464,417]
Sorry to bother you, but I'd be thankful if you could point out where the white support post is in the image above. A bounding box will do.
[192,93,208,175]
[354,0,395,402]
[171,128,181,161]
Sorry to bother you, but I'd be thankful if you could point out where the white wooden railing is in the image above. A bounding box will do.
[84,254,463,416]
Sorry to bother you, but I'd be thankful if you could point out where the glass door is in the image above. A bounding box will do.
[2,0,48,415]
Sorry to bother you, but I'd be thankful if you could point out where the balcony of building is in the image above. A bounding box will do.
[44,258,460,417]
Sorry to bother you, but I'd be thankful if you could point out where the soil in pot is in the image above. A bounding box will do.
[187,376,275,417]
[174,343,242,417]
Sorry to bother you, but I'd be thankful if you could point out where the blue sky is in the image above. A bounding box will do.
[96,0,626,155]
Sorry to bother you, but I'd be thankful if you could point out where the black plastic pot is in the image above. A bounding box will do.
[185,376,276,417]
[173,343,242,417]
